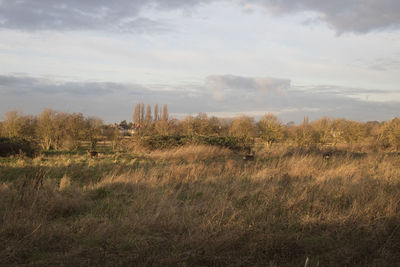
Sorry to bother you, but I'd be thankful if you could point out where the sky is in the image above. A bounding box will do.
[0,0,399,123]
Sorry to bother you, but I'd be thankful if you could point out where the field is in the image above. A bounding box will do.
[1,144,400,266]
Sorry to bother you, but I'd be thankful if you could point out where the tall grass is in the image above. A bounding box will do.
[148,144,233,162]
[0,145,399,265]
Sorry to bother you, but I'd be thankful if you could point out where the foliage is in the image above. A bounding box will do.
[257,113,284,146]
[35,109,102,151]
[290,118,318,148]
[136,134,246,151]
[0,137,36,157]
[229,115,256,139]
[0,110,36,139]
[378,118,400,149]
[2,108,400,153]
[180,113,222,136]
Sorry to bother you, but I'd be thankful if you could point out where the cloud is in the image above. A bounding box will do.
[1,1,399,34]
[0,75,147,96]
[205,74,290,100]
[295,85,398,97]
[0,0,210,32]
[0,74,399,123]
[245,0,400,33]
[0,74,215,122]
[366,58,400,71]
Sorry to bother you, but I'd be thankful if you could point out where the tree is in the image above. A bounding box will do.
[331,119,363,146]
[85,117,103,150]
[36,109,58,150]
[154,120,169,135]
[133,103,141,127]
[103,124,120,151]
[63,112,85,150]
[291,117,316,148]
[140,102,145,125]
[209,116,222,135]
[155,105,169,135]
[145,104,152,127]
[35,109,103,151]
[257,113,284,147]
[1,110,22,138]
[178,113,219,135]
[310,117,333,146]
[162,104,168,121]
[180,115,195,135]
[154,104,159,122]
[378,118,400,150]
[109,124,120,151]
[230,115,256,151]
[0,110,36,139]
[230,115,256,139]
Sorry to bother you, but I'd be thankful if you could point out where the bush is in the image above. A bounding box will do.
[136,135,247,151]
[0,137,36,157]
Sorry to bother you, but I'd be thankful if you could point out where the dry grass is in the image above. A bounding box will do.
[148,144,233,162]
[0,145,399,266]
[59,174,71,191]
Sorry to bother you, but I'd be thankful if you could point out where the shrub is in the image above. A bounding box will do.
[0,137,36,157]
[135,134,247,151]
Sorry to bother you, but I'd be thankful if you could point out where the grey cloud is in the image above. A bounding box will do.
[205,74,290,92]
[245,0,400,33]
[0,74,399,123]
[2,0,399,34]
[0,74,214,122]
[205,74,290,100]
[367,58,400,71]
[0,0,209,32]
[296,85,399,97]
[0,75,147,96]
[281,87,400,122]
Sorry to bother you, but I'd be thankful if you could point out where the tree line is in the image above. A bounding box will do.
[1,105,400,152]
[0,109,102,151]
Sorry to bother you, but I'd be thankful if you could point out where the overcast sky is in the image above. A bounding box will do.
[0,0,399,123]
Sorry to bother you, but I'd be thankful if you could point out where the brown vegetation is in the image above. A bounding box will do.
[2,108,400,156]
[0,144,399,266]
[1,108,400,265]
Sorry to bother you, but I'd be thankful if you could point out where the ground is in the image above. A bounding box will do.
[0,144,399,266]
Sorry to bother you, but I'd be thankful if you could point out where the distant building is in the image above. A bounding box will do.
[118,127,135,136]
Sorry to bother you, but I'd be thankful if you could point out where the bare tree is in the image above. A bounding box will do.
[145,104,152,126]
[133,103,141,127]
[36,109,58,150]
[378,118,400,150]
[0,110,36,139]
[230,115,256,139]
[230,115,256,152]
[140,102,145,125]
[154,104,159,122]
[257,113,284,147]
[162,104,168,121]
